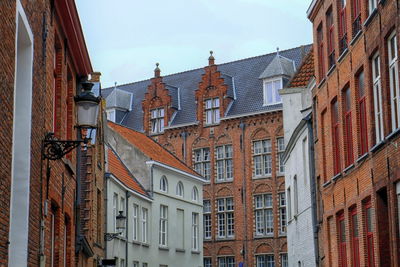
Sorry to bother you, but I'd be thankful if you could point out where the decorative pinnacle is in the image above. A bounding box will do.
[208,51,215,65]
[154,62,161,77]
[276,47,280,56]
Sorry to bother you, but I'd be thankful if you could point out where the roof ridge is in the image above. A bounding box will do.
[101,44,312,91]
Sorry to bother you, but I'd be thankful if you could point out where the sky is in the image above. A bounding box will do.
[76,0,313,89]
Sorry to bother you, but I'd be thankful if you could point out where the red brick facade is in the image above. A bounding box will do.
[141,59,287,266]
[309,0,400,266]
[0,1,95,266]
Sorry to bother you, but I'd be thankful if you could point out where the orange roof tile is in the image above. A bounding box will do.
[108,121,200,177]
[107,148,148,196]
[288,48,314,88]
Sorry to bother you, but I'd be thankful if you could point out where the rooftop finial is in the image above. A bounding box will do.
[276,47,280,56]
[154,62,161,77]
[114,82,117,89]
[208,50,215,65]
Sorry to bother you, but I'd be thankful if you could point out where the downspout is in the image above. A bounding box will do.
[181,131,187,163]
[305,114,320,266]
[125,191,129,266]
[239,122,248,265]
[104,174,110,259]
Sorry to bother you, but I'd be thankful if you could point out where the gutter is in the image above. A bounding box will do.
[307,0,319,19]
[221,107,282,121]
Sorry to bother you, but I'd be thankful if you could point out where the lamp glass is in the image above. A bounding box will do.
[76,100,99,128]
[116,211,126,231]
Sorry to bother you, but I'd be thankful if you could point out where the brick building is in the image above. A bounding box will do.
[103,46,310,266]
[0,0,99,266]
[308,0,400,266]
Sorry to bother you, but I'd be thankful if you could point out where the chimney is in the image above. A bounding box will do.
[90,71,101,82]
[154,63,161,78]
[208,51,215,65]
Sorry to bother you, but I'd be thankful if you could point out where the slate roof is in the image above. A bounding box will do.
[108,121,201,177]
[258,54,296,79]
[103,45,312,131]
[288,48,315,88]
[106,88,132,111]
[107,147,149,197]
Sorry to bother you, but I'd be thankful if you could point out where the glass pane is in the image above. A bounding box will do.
[266,82,273,104]
[159,108,164,117]
[367,207,373,232]
[206,110,212,124]
[264,155,272,174]
[217,199,225,211]
[226,159,233,179]
[263,140,272,153]
[203,200,211,213]
[213,98,220,107]
[352,213,358,237]
[265,194,273,207]
[358,71,365,97]
[214,109,220,123]
[203,148,210,161]
[226,198,234,210]
[254,156,262,176]
[225,145,233,158]
[216,146,224,159]
[274,80,282,102]
[254,141,262,154]
[206,99,212,109]
[255,195,263,208]
[217,161,224,180]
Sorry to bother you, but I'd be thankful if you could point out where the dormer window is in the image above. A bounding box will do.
[151,108,164,134]
[263,78,282,106]
[205,98,220,125]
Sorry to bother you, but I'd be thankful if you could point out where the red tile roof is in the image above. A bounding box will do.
[108,121,200,177]
[288,48,314,88]
[107,148,148,196]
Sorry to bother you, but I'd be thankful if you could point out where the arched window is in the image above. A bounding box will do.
[192,186,199,202]
[160,176,168,192]
[176,182,184,197]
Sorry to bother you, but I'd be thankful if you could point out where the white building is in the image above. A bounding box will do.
[104,121,205,267]
[280,54,319,267]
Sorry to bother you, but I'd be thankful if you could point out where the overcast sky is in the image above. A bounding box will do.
[76,0,313,89]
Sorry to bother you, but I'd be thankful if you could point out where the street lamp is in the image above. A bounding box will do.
[105,211,127,241]
[42,81,101,160]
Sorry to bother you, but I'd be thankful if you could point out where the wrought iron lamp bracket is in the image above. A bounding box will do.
[104,233,121,241]
[43,132,84,160]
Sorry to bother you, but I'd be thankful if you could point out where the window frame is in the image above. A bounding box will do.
[176,181,184,197]
[141,207,148,243]
[160,176,168,192]
[192,186,199,202]
[317,23,326,80]
[331,98,342,175]
[192,212,199,251]
[159,205,168,246]
[217,197,235,238]
[356,70,368,155]
[217,256,235,267]
[326,7,336,69]
[343,86,354,166]
[205,97,221,125]
[132,204,139,241]
[277,137,285,174]
[255,254,275,267]
[253,139,272,178]
[193,147,211,181]
[368,0,377,16]
[203,200,212,240]
[215,144,233,182]
[338,0,348,54]
[364,199,375,267]
[150,107,165,134]
[388,32,400,132]
[372,53,384,143]
[350,207,360,267]
[279,192,287,234]
[263,78,283,106]
[337,212,347,267]
[254,194,274,236]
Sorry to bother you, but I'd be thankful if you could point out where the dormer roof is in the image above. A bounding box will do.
[165,84,180,110]
[106,88,133,111]
[258,54,296,79]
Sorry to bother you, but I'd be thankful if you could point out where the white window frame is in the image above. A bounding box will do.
[372,53,384,143]
[113,193,118,232]
[160,176,168,192]
[203,200,212,239]
[133,262,139,267]
[253,139,272,177]
[192,186,199,202]
[204,258,212,267]
[280,253,288,267]
[150,107,164,134]
[217,198,234,238]
[216,144,233,182]
[192,212,199,251]
[279,192,287,234]
[254,194,273,236]
[141,207,148,243]
[159,205,168,246]
[217,256,235,267]
[205,98,220,125]
[256,254,275,267]
[176,181,184,197]
[287,187,292,220]
[194,147,211,181]
[368,0,377,15]
[388,32,400,132]
[263,78,283,106]
[133,204,139,241]
[277,137,285,174]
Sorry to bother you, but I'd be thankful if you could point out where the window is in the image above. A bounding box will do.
[120,197,126,236]
[332,98,341,175]
[133,262,139,267]
[142,263,148,267]
[194,148,211,181]
[120,259,125,267]
[357,71,368,155]
[192,213,199,251]
[133,204,139,241]
[339,0,348,54]
[321,110,328,181]
[368,0,377,15]
[204,200,212,239]
[263,78,282,105]
[350,207,360,267]
[281,254,288,267]
[364,200,375,267]
[279,192,287,234]
[176,181,184,197]
[343,87,354,166]
[205,98,220,125]
[337,212,347,267]
[287,187,292,220]
[160,176,168,192]
[177,209,184,249]
[192,186,199,202]
[151,108,164,134]
[159,205,168,246]
[217,256,234,267]
[317,23,326,80]
[216,145,233,181]
[277,137,285,174]
[372,53,384,143]
[142,208,148,243]
[204,257,212,267]
[294,176,298,215]
[113,193,118,232]
[217,198,234,238]
[352,0,361,37]
[253,140,272,177]
[256,255,274,267]
[327,8,335,69]
[254,194,273,236]
[388,32,400,132]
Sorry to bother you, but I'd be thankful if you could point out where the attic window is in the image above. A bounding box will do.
[151,108,164,134]
[263,78,282,106]
[205,98,220,125]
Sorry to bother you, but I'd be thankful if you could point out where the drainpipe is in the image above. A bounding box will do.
[304,113,320,266]
[125,191,129,266]
[104,174,110,259]
[181,131,188,163]
[239,122,248,265]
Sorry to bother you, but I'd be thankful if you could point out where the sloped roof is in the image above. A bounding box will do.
[102,45,311,131]
[108,121,200,177]
[106,88,132,111]
[288,48,314,88]
[107,147,148,196]
[258,54,296,79]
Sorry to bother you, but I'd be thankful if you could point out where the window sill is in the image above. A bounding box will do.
[276,172,285,177]
[317,78,326,89]
[332,173,342,182]
[176,248,185,253]
[204,123,220,128]
[150,131,165,136]
[191,250,201,255]
[327,64,336,77]
[364,9,378,28]
[356,153,369,163]
[370,140,385,153]
[159,246,169,251]
[278,233,287,237]
[385,127,400,141]
[132,240,141,245]
[254,234,274,239]
[215,179,234,184]
[142,243,150,248]
[216,237,235,241]
[337,48,349,63]
[252,175,272,180]
[204,238,212,242]
[343,163,355,174]
[350,31,362,46]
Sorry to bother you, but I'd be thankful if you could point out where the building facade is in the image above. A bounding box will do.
[280,51,319,267]
[0,0,98,266]
[309,0,400,266]
[103,47,310,266]
[105,122,205,267]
